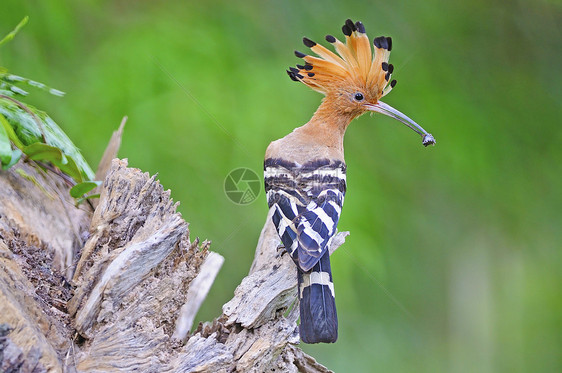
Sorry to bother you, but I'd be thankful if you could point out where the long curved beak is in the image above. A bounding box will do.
[365,101,435,147]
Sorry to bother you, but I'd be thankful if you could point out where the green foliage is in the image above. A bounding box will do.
[0,17,96,199]
[69,180,101,198]
[0,120,22,168]
[0,16,28,47]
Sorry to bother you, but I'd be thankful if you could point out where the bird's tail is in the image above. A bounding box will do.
[297,250,338,343]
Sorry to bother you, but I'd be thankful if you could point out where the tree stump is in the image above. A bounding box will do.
[0,158,346,372]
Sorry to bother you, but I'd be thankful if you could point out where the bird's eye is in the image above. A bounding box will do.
[354,93,364,101]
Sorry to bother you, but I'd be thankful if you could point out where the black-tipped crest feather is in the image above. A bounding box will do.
[288,19,397,101]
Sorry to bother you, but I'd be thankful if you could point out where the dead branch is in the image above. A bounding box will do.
[0,158,347,372]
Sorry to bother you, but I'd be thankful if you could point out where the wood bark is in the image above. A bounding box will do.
[0,158,347,372]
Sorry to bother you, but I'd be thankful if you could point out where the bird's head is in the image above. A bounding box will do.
[288,19,435,146]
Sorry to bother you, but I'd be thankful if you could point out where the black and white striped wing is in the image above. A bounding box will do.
[265,158,346,272]
[270,191,302,262]
[295,188,343,271]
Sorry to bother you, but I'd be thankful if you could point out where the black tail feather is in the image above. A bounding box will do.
[297,251,338,343]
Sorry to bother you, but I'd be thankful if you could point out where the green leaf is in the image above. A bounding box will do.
[4,149,22,169]
[1,149,22,170]
[0,96,95,181]
[3,74,65,97]
[70,181,101,198]
[0,112,25,148]
[0,16,29,48]
[24,142,67,164]
[0,96,45,145]
[41,114,94,181]
[59,154,84,183]
[23,142,84,183]
[0,119,12,165]
[0,122,20,169]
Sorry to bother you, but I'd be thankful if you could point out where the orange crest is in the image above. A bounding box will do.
[287,19,396,102]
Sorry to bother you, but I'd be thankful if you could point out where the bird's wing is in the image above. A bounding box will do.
[270,190,302,264]
[265,158,346,272]
[294,188,344,271]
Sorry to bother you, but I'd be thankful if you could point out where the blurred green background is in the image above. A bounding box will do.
[2,0,561,371]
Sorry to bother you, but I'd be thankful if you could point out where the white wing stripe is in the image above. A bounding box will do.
[314,207,335,233]
[277,214,289,237]
[300,220,324,248]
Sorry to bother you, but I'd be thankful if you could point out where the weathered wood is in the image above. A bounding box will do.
[180,211,346,372]
[0,241,63,373]
[173,251,224,342]
[0,157,343,372]
[0,161,90,373]
[68,159,210,371]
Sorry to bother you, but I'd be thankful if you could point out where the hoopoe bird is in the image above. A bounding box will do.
[264,19,435,344]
